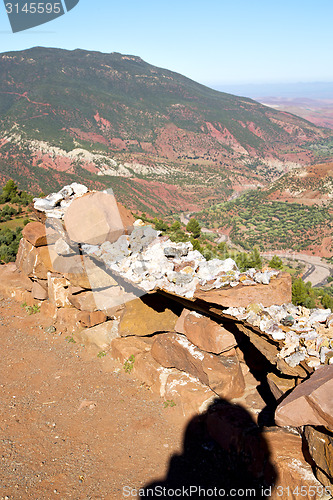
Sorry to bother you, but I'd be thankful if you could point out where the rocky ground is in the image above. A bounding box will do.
[0,294,190,499]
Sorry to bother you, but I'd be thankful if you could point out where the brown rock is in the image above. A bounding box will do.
[69,290,98,312]
[264,429,327,499]
[48,274,71,308]
[119,295,178,337]
[64,192,134,245]
[275,365,333,428]
[78,310,107,328]
[163,371,216,418]
[65,257,118,290]
[267,372,296,400]
[0,263,32,301]
[32,281,48,300]
[151,332,245,398]
[16,239,49,279]
[55,308,82,334]
[176,309,237,354]
[132,351,165,389]
[74,320,119,350]
[194,272,292,307]
[304,426,333,486]
[110,336,153,365]
[22,221,48,247]
[40,301,57,320]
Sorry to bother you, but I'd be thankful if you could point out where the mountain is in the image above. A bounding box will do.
[0,47,332,214]
[196,162,333,257]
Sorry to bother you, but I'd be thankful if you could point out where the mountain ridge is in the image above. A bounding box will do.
[0,47,332,214]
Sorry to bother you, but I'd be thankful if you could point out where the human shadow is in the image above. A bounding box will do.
[142,399,277,499]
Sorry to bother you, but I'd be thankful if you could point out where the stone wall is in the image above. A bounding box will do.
[1,183,332,494]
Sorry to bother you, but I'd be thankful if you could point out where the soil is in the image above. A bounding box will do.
[0,294,187,499]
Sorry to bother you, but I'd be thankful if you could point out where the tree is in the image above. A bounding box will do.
[170,220,181,232]
[186,218,201,239]
[2,180,18,202]
[269,255,283,270]
[292,278,310,306]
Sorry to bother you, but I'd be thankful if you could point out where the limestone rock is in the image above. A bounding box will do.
[48,274,71,308]
[275,365,333,428]
[304,426,333,487]
[118,295,178,337]
[194,272,292,308]
[175,309,237,354]
[151,332,245,398]
[110,335,153,365]
[74,320,119,350]
[64,192,134,245]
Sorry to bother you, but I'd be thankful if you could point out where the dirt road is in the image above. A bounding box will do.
[263,252,333,287]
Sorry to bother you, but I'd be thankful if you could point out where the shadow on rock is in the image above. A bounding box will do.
[142,399,277,499]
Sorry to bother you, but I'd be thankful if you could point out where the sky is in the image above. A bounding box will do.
[0,0,333,89]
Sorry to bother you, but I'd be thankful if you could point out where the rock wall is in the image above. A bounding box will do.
[1,183,332,494]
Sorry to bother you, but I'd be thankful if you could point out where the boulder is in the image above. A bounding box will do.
[48,274,71,308]
[175,308,237,354]
[74,320,119,350]
[64,191,134,245]
[264,429,330,500]
[275,365,333,428]
[118,295,178,337]
[151,332,245,398]
[110,336,153,365]
[69,286,133,316]
[194,272,292,308]
[304,426,333,487]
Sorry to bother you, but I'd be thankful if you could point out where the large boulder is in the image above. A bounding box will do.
[64,191,135,245]
[175,308,237,354]
[151,332,245,398]
[275,365,333,428]
[118,295,178,337]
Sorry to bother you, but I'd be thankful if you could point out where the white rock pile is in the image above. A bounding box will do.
[224,303,333,368]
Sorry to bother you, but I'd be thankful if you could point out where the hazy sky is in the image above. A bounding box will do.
[0,0,332,87]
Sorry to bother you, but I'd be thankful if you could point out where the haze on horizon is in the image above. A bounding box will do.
[0,0,332,95]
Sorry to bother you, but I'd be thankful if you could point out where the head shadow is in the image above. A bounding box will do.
[142,398,277,499]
